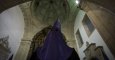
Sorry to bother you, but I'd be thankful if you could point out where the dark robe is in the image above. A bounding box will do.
[30,48,80,60]
[68,49,80,60]
[30,19,80,60]
[8,55,13,60]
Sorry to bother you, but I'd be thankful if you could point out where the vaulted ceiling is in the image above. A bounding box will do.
[20,0,79,49]
[31,0,70,24]
[0,0,79,48]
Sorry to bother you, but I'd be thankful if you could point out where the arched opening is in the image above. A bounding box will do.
[27,25,52,60]
[26,25,68,60]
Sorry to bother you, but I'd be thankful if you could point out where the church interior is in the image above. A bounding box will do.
[0,0,115,60]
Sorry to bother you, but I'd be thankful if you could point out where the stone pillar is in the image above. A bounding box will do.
[13,39,31,60]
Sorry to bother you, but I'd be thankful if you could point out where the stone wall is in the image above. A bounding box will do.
[80,1,115,57]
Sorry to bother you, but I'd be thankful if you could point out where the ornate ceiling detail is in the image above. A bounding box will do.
[31,0,70,24]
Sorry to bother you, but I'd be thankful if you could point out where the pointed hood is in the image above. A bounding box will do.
[38,19,73,60]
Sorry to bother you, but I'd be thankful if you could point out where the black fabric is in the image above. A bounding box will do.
[30,48,80,60]
[30,48,40,60]
[8,55,13,60]
[68,49,80,60]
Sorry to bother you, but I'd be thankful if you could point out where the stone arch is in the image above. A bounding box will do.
[27,25,52,60]
[0,0,31,13]
[27,25,67,60]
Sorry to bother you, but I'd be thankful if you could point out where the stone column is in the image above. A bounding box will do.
[13,39,31,60]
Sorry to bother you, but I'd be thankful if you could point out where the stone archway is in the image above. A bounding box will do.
[2,0,79,59]
[27,25,52,60]
[26,25,68,60]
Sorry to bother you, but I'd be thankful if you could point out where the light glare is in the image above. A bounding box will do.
[76,0,79,4]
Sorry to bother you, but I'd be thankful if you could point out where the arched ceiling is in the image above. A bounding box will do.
[19,1,79,47]
[0,0,79,25]
[31,0,70,24]
[0,0,79,48]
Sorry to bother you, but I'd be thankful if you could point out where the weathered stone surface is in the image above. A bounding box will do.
[80,1,115,57]
[14,40,31,60]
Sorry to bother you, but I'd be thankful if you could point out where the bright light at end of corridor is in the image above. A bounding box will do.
[75,0,79,5]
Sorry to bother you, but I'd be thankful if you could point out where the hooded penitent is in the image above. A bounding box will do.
[30,19,80,60]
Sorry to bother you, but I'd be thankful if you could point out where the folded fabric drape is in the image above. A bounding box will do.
[30,19,80,60]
